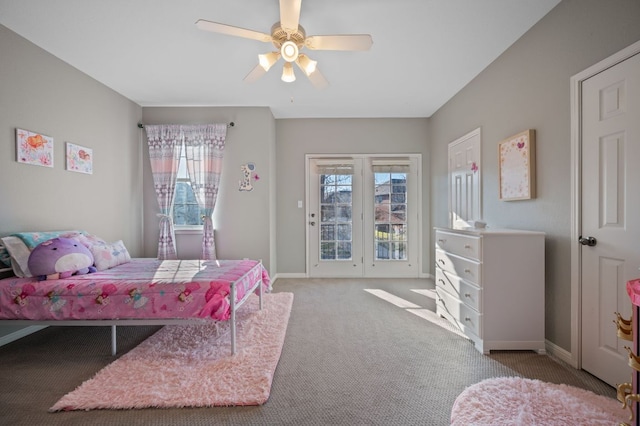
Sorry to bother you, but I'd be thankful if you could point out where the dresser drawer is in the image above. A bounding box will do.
[435,268,481,311]
[435,249,481,285]
[435,230,481,261]
[436,286,482,337]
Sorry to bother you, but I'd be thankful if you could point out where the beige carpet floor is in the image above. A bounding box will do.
[0,277,618,425]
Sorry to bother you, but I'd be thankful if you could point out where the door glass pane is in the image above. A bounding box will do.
[374,171,408,260]
[320,173,353,260]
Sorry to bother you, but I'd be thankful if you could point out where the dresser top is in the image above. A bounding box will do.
[434,227,545,236]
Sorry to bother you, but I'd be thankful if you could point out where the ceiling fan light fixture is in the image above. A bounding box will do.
[297,54,317,75]
[280,40,299,62]
[282,62,296,82]
[258,51,280,71]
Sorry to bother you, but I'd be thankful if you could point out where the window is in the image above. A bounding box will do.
[372,161,409,261]
[173,147,205,227]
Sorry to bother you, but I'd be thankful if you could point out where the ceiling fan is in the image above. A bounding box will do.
[195,0,373,89]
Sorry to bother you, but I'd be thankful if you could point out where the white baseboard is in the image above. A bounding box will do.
[545,338,576,367]
[272,273,307,281]
[0,325,47,347]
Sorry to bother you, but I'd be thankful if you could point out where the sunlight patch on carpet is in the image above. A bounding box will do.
[363,289,421,308]
[49,292,293,411]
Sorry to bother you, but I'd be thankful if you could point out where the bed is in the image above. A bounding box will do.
[0,234,271,356]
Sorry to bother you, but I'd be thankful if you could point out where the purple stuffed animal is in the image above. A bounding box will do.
[28,237,97,281]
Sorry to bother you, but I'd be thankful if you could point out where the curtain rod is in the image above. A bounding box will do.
[137,122,235,129]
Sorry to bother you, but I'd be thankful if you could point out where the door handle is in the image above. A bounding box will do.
[578,236,597,246]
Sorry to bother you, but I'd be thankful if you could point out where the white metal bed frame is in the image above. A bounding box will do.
[0,261,265,356]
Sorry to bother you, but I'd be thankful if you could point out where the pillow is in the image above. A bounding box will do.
[90,240,131,271]
[1,231,104,277]
[12,230,85,249]
[0,236,32,277]
[0,242,11,268]
[69,232,107,249]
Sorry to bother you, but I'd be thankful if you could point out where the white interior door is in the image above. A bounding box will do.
[448,128,481,229]
[581,52,640,386]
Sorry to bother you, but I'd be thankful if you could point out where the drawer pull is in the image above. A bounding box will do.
[438,279,445,284]
[438,259,445,265]
[464,268,471,274]
[438,239,446,243]
[465,317,472,322]
[464,293,471,298]
[464,244,472,249]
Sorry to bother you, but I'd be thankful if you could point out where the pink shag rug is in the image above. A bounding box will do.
[451,376,626,426]
[49,292,293,411]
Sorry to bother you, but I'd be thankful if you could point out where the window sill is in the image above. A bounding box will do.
[174,227,203,235]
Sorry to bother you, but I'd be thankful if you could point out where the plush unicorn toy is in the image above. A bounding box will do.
[27,237,97,281]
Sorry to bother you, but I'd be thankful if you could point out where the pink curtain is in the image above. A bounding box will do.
[145,125,182,260]
[183,124,227,260]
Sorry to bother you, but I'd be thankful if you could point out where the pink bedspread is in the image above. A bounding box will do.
[0,259,270,321]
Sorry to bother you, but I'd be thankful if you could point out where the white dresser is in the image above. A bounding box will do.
[434,227,545,354]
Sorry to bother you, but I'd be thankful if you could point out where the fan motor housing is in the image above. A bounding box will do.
[271,22,306,49]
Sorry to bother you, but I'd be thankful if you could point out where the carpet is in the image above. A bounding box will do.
[450,376,626,426]
[49,292,293,411]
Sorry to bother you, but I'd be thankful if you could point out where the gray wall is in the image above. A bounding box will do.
[428,0,640,351]
[140,107,277,274]
[276,118,430,275]
[0,25,142,337]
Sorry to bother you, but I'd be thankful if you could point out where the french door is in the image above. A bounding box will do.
[307,155,420,278]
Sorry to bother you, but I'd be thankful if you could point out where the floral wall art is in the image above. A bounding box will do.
[16,128,53,168]
[66,143,93,174]
[498,129,536,200]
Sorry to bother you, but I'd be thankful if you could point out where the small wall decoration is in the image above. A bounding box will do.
[499,129,536,201]
[16,128,54,168]
[66,143,93,174]
[239,162,259,192]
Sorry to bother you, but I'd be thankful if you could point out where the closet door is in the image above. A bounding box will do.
[448,128,481,228]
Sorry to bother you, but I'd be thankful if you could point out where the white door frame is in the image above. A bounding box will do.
[570,39,640,369]
[305,153,423,277]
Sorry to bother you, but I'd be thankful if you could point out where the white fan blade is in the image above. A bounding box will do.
[306,34,373,51]
[280,0,302,33]
[243,64,267,83]
[196,19,272,43]
[295,59,328,89]
[307,67,329,90]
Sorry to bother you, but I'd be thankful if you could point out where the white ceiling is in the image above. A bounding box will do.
[0,0,560,119]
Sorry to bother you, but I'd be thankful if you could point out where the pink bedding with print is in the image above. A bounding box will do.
[0,259,270,321]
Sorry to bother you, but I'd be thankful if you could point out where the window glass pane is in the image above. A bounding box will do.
[374,171,408,261]
[337,224,351,241]
[319,172,353,262]
[335,186,352,203]
[321,242,335,260]
[392,242,407,260]
[375,224,390,241]
[375,204,389,222]
[321,185,335,203]
[391,224,406,241]
[173,144,205,226]
[321,224,335,241]
[336,205,352,222]
[376,242,390,260]
[337,242,352,260]
[320,205,335,222]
